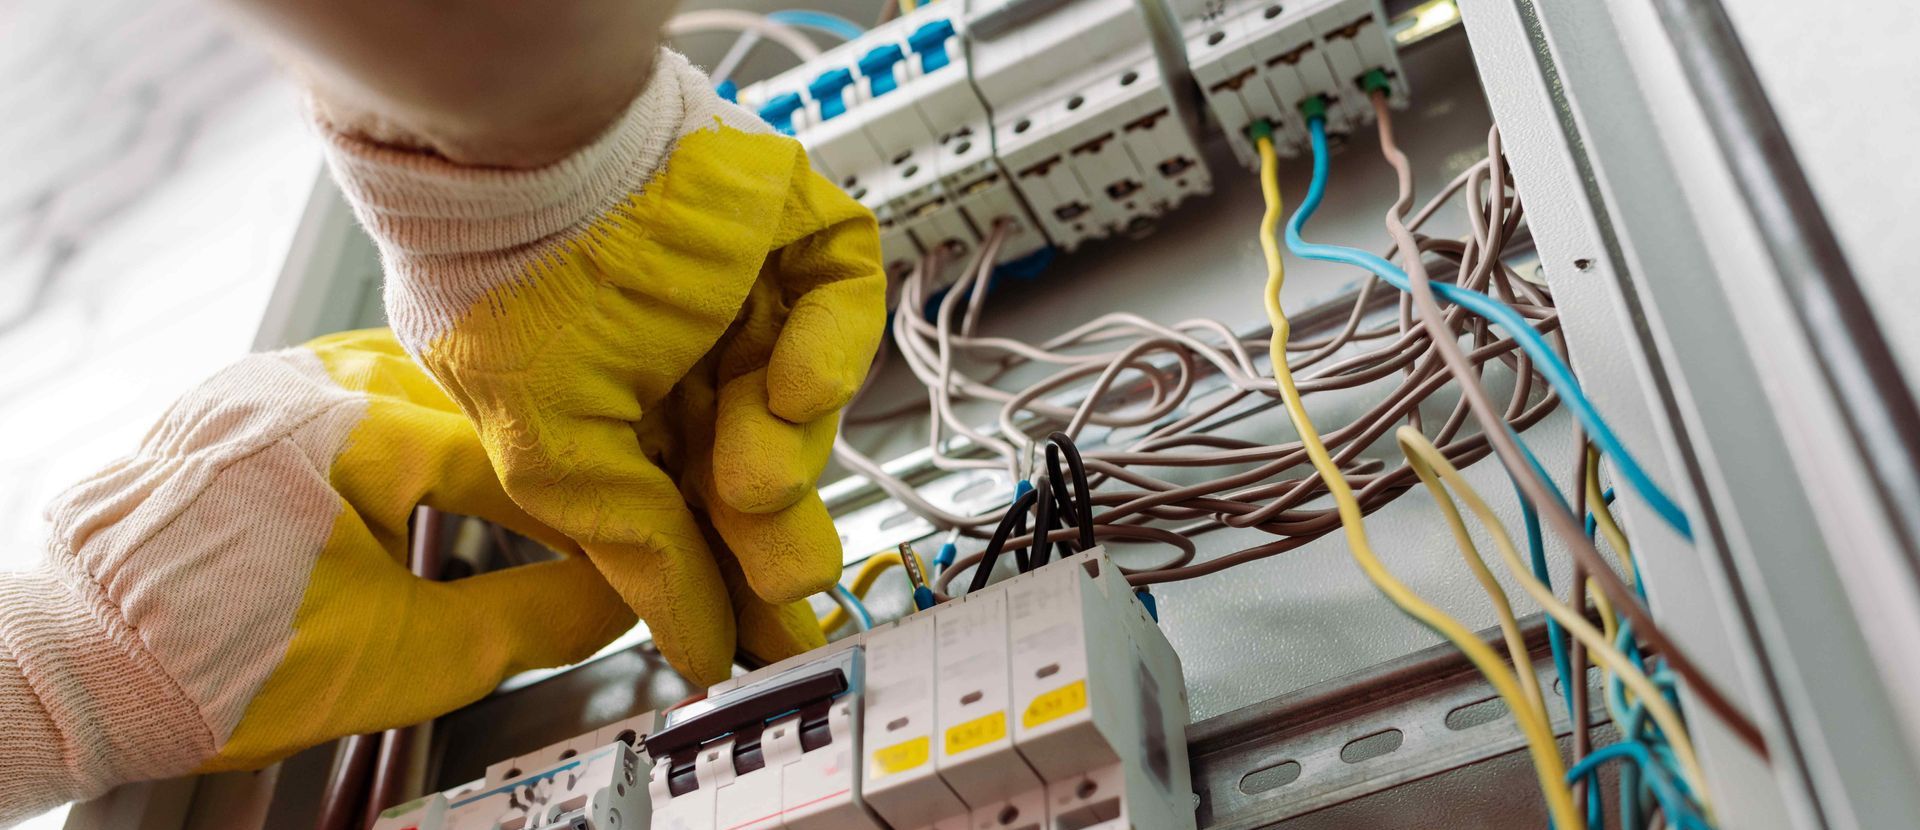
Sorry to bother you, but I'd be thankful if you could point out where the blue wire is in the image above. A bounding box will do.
[1287,116,1693,542]
[832,583,874,631]
[766,9,867,41]
[1605,627,1698,827]
[1520,493,1575,705]
[1566,743,1712,830]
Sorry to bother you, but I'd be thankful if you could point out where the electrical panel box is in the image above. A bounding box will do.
[371,712,662,830]
[1167,0,1406,166]
[229,1,1920,827]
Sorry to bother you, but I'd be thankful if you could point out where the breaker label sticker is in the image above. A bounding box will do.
[871,736,930,776]
[944,711,1006,755]
[1022,680,1088,729]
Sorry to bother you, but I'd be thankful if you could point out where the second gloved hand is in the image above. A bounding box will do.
[0,329,637,822]
[322,49,886,684]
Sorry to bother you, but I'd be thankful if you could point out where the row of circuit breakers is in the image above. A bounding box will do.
[373,551,1190,830]
[729,0,1407,283]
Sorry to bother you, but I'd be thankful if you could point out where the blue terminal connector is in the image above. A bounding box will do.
[858,44,907,98]
[714,79,738,103]
[808,68,857,121]
[757,92,805,135]
[908,19,956,73]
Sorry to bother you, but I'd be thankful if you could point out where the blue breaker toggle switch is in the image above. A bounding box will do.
[808,68,857,120]
[908,19,956,73]
[757,92,804,135]
[858,44,907,97]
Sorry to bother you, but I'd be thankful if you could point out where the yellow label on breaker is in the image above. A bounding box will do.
[872,737,930,776]
[944,711,1007,755]
[1022,680,1088,728]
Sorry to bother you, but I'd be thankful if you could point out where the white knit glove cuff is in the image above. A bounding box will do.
[0,559,213,822]
[315,49,771,352]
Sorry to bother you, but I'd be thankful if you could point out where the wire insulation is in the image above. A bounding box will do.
[1255,126,1583,830]
[830,583,875,632]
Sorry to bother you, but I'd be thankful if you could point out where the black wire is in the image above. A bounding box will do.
[1047,432,1096,550]
[1042,447,1079,557]
[1011,505,1030,575]
[1031,475,1055,570]
[969,487,1039,594]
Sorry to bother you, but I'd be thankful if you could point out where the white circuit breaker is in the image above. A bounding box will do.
[371,712,662,830]
[1170,0,1407,166]
[642,549,1192,830]
[411,552,1191,829]
[964,0,1214,252]
[732,0,1407,268]
[737,5,1047,286]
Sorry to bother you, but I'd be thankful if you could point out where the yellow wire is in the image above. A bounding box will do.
[1586,447,1638,587]
[819,550,927,632]
[1583,447,1649,716]
[1589,578,1619,644]
[1253,134,1583,830]
[1427,462,1548,718]
[1396,426,1713,816]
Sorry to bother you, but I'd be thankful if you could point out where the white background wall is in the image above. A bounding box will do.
[0,0,319,576]
[0,2,318,823]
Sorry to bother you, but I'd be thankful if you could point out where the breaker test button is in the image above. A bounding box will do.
[908,19,956,73]
[757,92,805,134]
[859,44,907,97]
[808,68,857,120]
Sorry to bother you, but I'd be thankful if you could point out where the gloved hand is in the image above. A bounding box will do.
[0,329,634,819]
[322,49,886,685]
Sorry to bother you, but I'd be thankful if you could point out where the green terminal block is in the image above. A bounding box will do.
[1247,119,1275,143]
[1361,68,1393,97]
[1298,95,1330,122]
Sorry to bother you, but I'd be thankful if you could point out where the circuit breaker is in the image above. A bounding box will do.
[371,712,661,830]
[1164,0,1406,165]
[737,4,1046,286]
[964,0,1214,252]
[386,552,1191,830]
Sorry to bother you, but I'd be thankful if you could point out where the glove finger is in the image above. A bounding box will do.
[415,554,638,685]
[765,175,889,423]
[583,531,738,688]
[711,532,826,664]
[713,368,838,514]
[703,478,843,605]
[203,552,635,770]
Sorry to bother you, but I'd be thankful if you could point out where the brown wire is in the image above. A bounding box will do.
[314,734,376,830]
[1567,425,1595,814]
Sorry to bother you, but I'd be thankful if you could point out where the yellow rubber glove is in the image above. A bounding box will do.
[0,330,634,817]
[325,50,886,685]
